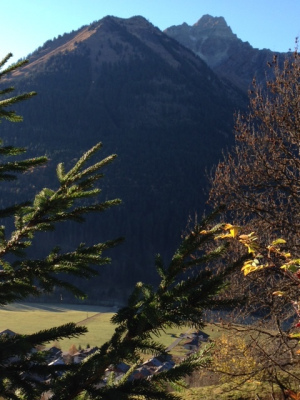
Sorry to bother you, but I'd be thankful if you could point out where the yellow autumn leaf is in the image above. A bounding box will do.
[271,238,286,245]
[224,223,241,238]
[289,332,300,339]
[239,232,259,254]
[246,244,258,254]
[241,262,263,276]
[241,266,257,275]
[283,252,291,258]
[244,241,259,254]
[272,291,285,297]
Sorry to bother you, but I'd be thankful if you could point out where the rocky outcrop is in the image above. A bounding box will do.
[165,15,282,91]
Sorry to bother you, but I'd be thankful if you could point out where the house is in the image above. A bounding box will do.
[129,366,152,381]
[44,346,62,362]
[155,354,174,364]
[48,358,65,366]
[156,361,174,373]
[183,337,200,351]
[0,329,16,337]
[183,331,210,352]
[73,351,86,364]
[82,346,99,357]
[114,362,130,374]
[62,351,74,365]
[47,358,66,378]
[197,331,210,342]
[73,347,99,364]
[142,357,163,368]
[105,362,130,377]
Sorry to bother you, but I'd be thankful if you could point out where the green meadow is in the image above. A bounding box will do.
[0,303,117,350]
[0,302,219,352]
[0,303,189,351]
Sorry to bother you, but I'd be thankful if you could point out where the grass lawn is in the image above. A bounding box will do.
[0,303,225,353]
[0,302,116,350]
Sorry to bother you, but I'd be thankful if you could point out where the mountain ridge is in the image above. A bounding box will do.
[164,14,281,91]
[16,16,215,77]
[1,15,248,301]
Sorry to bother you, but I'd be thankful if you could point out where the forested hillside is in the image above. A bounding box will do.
[1,16,248,302]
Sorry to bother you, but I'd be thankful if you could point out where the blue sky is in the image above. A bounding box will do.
[1,0,300,64]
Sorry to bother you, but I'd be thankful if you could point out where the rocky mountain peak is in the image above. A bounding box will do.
[164,15,239,72]
[165,15,278,91]
[99,14,152,29]
[193,14,235,38]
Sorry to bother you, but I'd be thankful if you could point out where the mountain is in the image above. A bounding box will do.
[165,14,282,91]
[2,16,246,302]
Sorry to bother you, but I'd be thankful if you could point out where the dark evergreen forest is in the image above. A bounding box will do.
[0,17,247,303]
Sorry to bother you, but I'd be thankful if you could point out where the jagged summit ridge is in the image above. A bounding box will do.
[164,14,240,72]
[193,15,235,38]
[165,15,278,91]
[166,14,235,39]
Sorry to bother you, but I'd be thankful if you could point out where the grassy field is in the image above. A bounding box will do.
[0,302,117,350]
[0,302,222,352]
[0,303,194,350]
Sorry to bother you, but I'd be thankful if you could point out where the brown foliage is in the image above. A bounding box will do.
[209,44,300,251]
[208,52,300,394]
